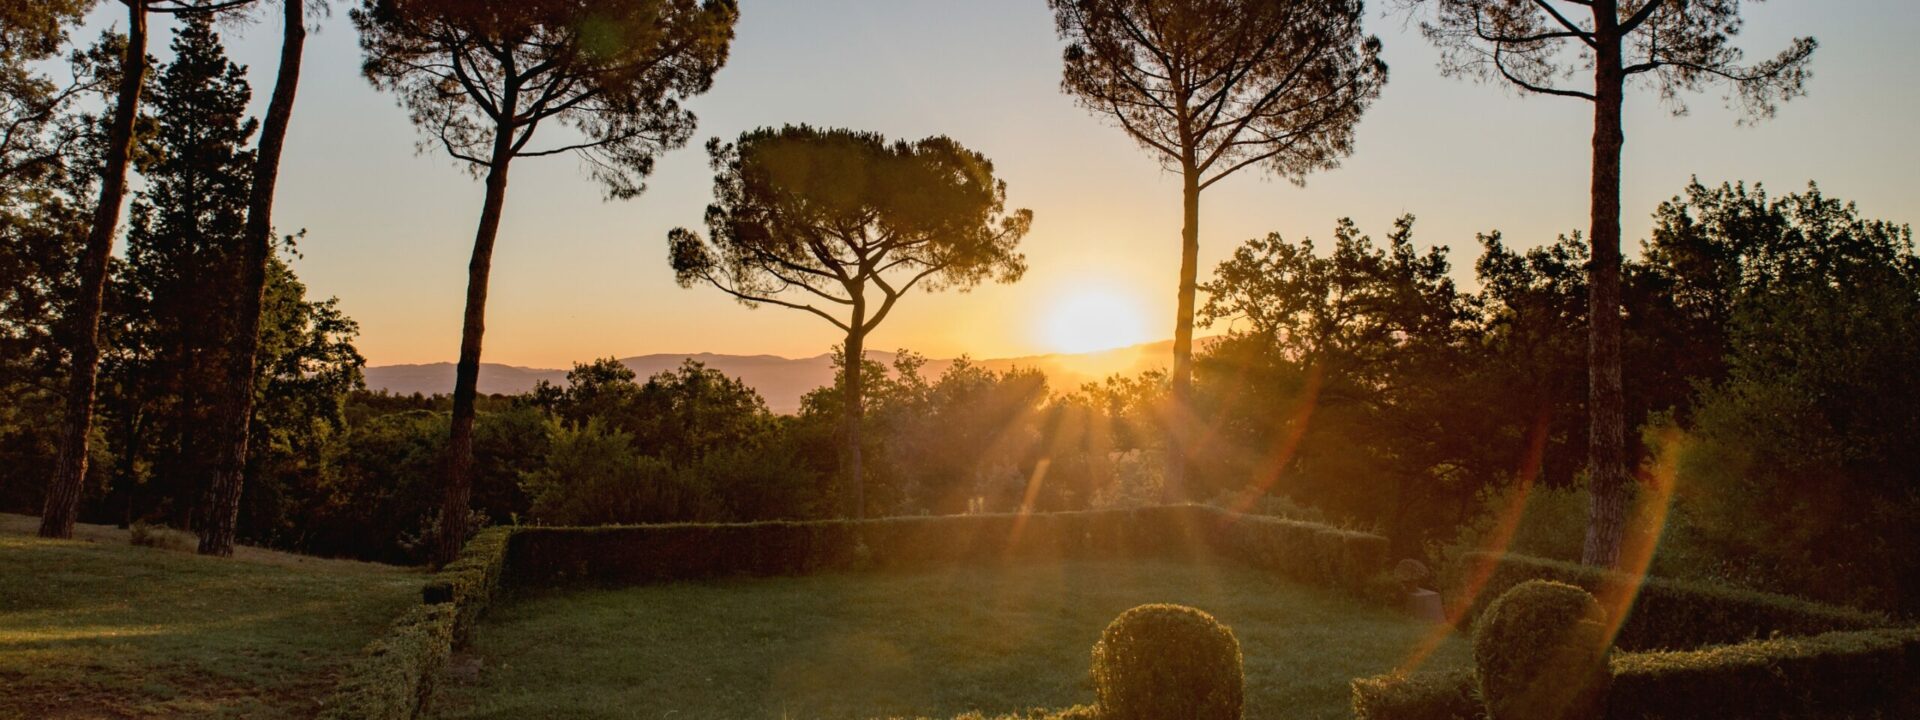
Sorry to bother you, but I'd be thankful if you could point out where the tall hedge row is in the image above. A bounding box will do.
[1450,552,1885,651]
[503,505,1387,593]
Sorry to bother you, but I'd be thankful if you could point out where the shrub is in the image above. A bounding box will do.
[1091,604,1244,720]
[1472,581,1609,720]
[1449,552,1887,651]
[128,521,193,552]
[1606,626,1920,719]
[317,603,456,720]
[1350,669,1482,720]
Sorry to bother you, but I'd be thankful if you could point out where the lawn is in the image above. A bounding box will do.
[0,514,422,719]
[436,559,1471,720]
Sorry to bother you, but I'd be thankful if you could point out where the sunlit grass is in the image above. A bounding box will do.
[437,559,1470,720]
[0,514,421,719]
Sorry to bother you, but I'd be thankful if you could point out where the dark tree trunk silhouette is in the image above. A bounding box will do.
[843,311,866,519]
[200,0,306,557]
[41,0,149,539]
[1582,8,1630,568]
[1166,162,1201,501]
[436,118,516,565]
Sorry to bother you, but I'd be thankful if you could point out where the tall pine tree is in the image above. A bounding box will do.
[115,15,256,530]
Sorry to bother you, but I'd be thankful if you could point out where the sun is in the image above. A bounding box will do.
[1042,286,1152,354]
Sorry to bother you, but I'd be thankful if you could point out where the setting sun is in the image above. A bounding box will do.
[1042,286,1152,354]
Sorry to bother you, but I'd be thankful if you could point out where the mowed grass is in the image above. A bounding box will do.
[437,559,1471,720]
[0,514,422,719]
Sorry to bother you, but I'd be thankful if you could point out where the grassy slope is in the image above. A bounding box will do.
[0,514,422,719]
[437,559,1471,720]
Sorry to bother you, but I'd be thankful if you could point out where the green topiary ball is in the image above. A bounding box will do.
[1090,604,1244,720]
[1473,580,1612,720]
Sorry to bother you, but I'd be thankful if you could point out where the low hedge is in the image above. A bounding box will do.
[505,505,1388,594]
[1606,626,1920,719]
[316,603,456,720]
[1450,552,1886,651]
[1351,627,1920,720]
[1350,670,1482,720]
[422,526,513,642]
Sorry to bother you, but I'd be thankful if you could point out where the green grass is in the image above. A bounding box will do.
[0,514,422,719]
[436,559,1471,720]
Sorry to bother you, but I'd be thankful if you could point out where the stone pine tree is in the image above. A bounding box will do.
[1403,0,1815,567]
[199,0,320,556]
[669,126,1032,518]
[354,0,738,563]
[1048,0,1387,498]
[40,0,252,541]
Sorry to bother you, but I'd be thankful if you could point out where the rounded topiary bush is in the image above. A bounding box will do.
[1473,580,1612,720]
[1090,604,1243,720]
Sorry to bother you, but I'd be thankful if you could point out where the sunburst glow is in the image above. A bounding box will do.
[1042,286,1151,354]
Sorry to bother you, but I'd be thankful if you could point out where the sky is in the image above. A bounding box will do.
[75,1,1920,368]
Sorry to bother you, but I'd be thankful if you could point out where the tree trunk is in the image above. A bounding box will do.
[41,0,148,539]
[199,0,306,557]
[435,128,516,565]
[843,318,867,519]
[1582,6,1631,569]
[1164,166,1201,503]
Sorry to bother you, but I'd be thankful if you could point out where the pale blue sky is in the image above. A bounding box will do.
[77,1,1920,366]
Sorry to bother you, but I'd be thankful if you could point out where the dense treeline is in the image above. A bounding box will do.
[1,1,1914,616]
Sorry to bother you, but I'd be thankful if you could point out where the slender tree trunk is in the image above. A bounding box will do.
[1582,7,1630,569]
[843,316,867,519]
[41,0,148,539]
[1165,165,1201,503]
[199,0,306,557]
[435,126,516,565]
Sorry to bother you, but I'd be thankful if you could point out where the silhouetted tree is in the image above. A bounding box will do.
[1048,0,1387,498]
[201,0,324,556]
[1403,0,1816,567]
[0,0,107,188]
[670,126,1032,517]
[354,0,738,563]
[40,0,251,540]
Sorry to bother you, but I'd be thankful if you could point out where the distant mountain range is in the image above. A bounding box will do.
[363,339,1212,414]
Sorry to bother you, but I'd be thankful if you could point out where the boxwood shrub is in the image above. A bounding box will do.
[1471,581,1610,720]
[1092,604,1244,720]
[1349,669,1482,720]
[1449,552,1886,651]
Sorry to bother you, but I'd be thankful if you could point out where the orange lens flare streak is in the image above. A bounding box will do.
[1394,405,1550,675]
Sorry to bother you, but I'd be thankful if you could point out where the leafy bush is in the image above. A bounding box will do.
[317,603,455,720]
[1091,604,1243,720]
[520,419,720,525]
[1350,669,1482,720]
[1472,581,1609,720]
[1449,552,1886,651]
[127,521,193,552]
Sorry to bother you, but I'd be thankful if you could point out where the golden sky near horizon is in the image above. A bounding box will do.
[75,1,1920,367]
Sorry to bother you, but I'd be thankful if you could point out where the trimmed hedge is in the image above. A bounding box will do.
[317,603,456,720]
[1606,626,1920,719]
[1350,670,1482,720]
[422,526,513,642]
[506,505,1388,594]
[1352,628,1920,720]
[1450,552,1886,651]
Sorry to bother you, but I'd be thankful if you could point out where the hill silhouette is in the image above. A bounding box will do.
[362,339,1218,414]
